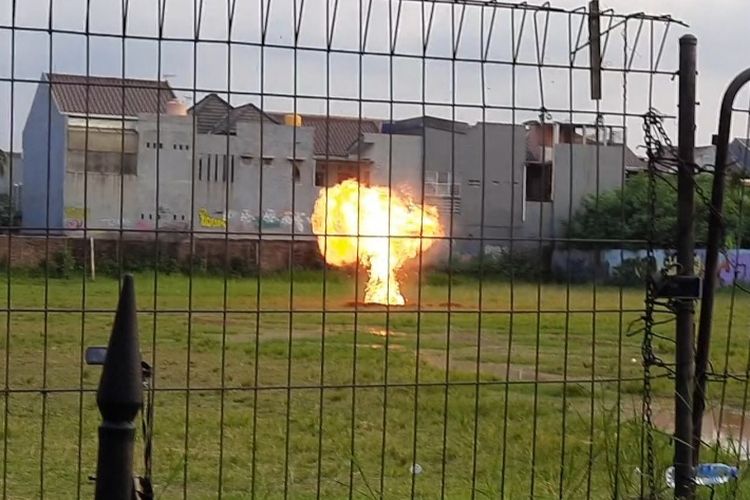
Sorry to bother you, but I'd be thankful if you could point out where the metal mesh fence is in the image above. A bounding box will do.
[4,0,749,498]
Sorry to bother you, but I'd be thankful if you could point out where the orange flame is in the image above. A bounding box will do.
[311,179,443,305]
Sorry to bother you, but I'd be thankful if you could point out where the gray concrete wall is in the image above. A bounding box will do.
[455,123,527,255]
[22,80,66,232]
[64,114,318,239]
[361,123,528,258]
[363,132,423,193]
[193,120,317,238]
[63,119,140,233]
[359,124,625,257]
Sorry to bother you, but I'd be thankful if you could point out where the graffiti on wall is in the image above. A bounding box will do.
[198,208,227,229]
[64,206,89,229]
[223,209,311,232]
[552,248,750,287]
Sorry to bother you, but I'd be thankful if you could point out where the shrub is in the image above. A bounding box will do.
[609,256,655,286]
[565,173,720,248]
[47,248,75,279]
[229,256,255,277]
[445,248,546,281]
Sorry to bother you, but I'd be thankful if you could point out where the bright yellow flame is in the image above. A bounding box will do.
[311,179,443,305]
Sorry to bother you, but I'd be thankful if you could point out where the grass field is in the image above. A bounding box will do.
[0,270,749,498]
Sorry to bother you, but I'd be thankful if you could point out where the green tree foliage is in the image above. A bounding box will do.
[566,172,750,247]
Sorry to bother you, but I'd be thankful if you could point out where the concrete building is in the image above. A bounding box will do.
[21,73,638,258]
[524,120,632,239]
[352,117,527,257]
[353,117,635,256]
[21,75,319,239]
[22,73,175,233]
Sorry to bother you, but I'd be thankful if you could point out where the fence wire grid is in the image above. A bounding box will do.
[2,0,750,499]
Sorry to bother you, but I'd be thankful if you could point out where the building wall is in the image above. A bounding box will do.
[193,120,317,238]
[57,114,319,239]
[45,111,320,241]
[358,124,625,256]
[362,124,528,257]
[63,119,140,233]
[131,115,194,234]
[22,80,66,232]
[454,123,527,255]
[363,132,424,192]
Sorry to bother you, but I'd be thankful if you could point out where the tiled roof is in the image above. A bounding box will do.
[210,103,279,134]
[270,114,381,157]
[47,73,175,117]
[190,94,233,134]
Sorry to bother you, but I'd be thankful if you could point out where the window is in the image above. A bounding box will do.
[289,160,303,184]
[468,179,481,187]
[173,144,177,150]
[315,164,326,186]
[262,157,273,166]
[67,127,138,175]
[198,157,203,180]
[230,155,235,183]
[214,154,219,181]
[437,171,451,184]
[424,170,460,197]
[241,154,253,165]
[222,155,227,182]
[525,162,553,202]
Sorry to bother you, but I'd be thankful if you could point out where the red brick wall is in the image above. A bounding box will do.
[0,235,322,272]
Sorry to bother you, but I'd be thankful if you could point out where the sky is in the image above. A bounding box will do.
[0,0,749,152]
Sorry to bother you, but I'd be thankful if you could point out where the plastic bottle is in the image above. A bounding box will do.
[665,463,739,488]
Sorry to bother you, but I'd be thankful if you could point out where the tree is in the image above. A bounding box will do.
[565,172,749,248]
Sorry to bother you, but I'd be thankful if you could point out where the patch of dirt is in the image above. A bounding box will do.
[438,302,464,308]
[419,348,560,381]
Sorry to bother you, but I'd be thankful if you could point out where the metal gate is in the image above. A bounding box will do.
[4,1,749,499]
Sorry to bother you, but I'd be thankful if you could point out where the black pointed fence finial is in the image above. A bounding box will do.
[95,274,142,500]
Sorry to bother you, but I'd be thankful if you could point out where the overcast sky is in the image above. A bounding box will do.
[1,0,748,152]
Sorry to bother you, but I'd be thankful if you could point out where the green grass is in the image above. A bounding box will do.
[0,270,749,498]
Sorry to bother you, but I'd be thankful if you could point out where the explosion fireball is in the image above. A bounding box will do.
[311,179,443,306]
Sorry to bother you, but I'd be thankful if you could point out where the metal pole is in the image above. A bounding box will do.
[90,236,96,281]
[95,274,142,500]
[588,0,602,100]
[694,66,750,464]
[674,33,697,499]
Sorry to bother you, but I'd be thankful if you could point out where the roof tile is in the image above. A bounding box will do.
[47,73,175,117]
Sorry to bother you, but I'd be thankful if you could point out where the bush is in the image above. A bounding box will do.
[229,256,255,277]
[46,248,75,279]
[158,256,179,275]
[95,257,121,278]
[445,248,546,281]
[609,256,655,286]
[565,173,727,247]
